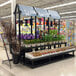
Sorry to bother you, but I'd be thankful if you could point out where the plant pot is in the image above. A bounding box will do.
[43,42,46,45]
[25,44,29,47]
[61,40,63,43]
[47,42,49,45]
[59,41,62,43]
[36,43,40,46]
[32,43,36,47]
[53,41,55,44]
[27,44,31,47]
[49,42,52,44]
[55,41,58,43]
[41,43,44,45]
[12,54,20,64]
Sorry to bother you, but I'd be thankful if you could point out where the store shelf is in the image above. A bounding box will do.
[25,48,75,60]
[24,47,75,68]
[21,42,67,48]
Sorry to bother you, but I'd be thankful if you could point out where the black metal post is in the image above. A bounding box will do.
[48,18,49,34]
[44,17,45,36]
[35,16,37,39]
[54,19,55,29]
[65,42,67,46]
[50,21,53,27]
[19,11,21,45]
[30,16,33,34]
[58,19,60,48]
[58,19,60,34]
[73,51,75,56]
[54,19,55,25]
[25,19,28,26]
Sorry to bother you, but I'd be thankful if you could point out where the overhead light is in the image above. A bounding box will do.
[61,17,76,20]
[1,15,11,19]
[44,1,76,9]
[60,11,76,15]
[69,18,76,20]
[0,0,11,7]
[61,16,76,18]
[62,18,76,20]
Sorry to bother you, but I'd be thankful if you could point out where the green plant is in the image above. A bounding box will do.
[23,39,42,44]
[43,35,52,42]
[57,35,65,41]
[49,30,58,36]
[23,29,65,44]
[60,35,65,40]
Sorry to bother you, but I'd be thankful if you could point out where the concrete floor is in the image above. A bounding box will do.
[0,42,76,76]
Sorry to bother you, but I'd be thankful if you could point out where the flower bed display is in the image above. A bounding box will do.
[26,46,75,58]
[20,30,65,45]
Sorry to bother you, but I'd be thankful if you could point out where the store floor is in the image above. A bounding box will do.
[0,46,76,76]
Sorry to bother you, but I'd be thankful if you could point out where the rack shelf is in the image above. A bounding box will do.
[24,48,75,68]
[25,48,75,59]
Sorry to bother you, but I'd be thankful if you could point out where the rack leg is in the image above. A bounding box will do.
[62,54,64,59]
[58,44,60,48]
[31,61,34,68]
[60,44,61,47]
[49,45,51,49]
[49,56,51,62]
[73,51,75,56]
[54,45,56,48]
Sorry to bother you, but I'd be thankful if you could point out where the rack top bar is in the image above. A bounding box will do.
[48,10,60,19]
[34,7,49,17]
[16,4,60,19]
[19,4,36,17]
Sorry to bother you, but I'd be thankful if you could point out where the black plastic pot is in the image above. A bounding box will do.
[12,54,20,64]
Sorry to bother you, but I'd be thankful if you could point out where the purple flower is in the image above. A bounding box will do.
[17,34,24,39]
[31,35,35,39]
[18,34,35,40]
[36,30,39,34]
[21,34,24,39]
[37,35,39,39]
[23,35,27,39]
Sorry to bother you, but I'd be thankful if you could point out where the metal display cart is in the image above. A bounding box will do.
[13,4,76,68]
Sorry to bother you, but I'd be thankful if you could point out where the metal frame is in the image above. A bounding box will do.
[30,16,33,34]
[14,4,21,45]
[14,4,61,49]
[46,18,49,34]
[13,4,75,68]
[35,16,37,39]
[44,17,45,36]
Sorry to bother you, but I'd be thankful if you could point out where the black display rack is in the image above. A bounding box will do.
[13,4,75,68]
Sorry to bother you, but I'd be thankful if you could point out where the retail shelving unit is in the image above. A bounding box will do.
[13,4,76,68]
[66,21,74,46]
